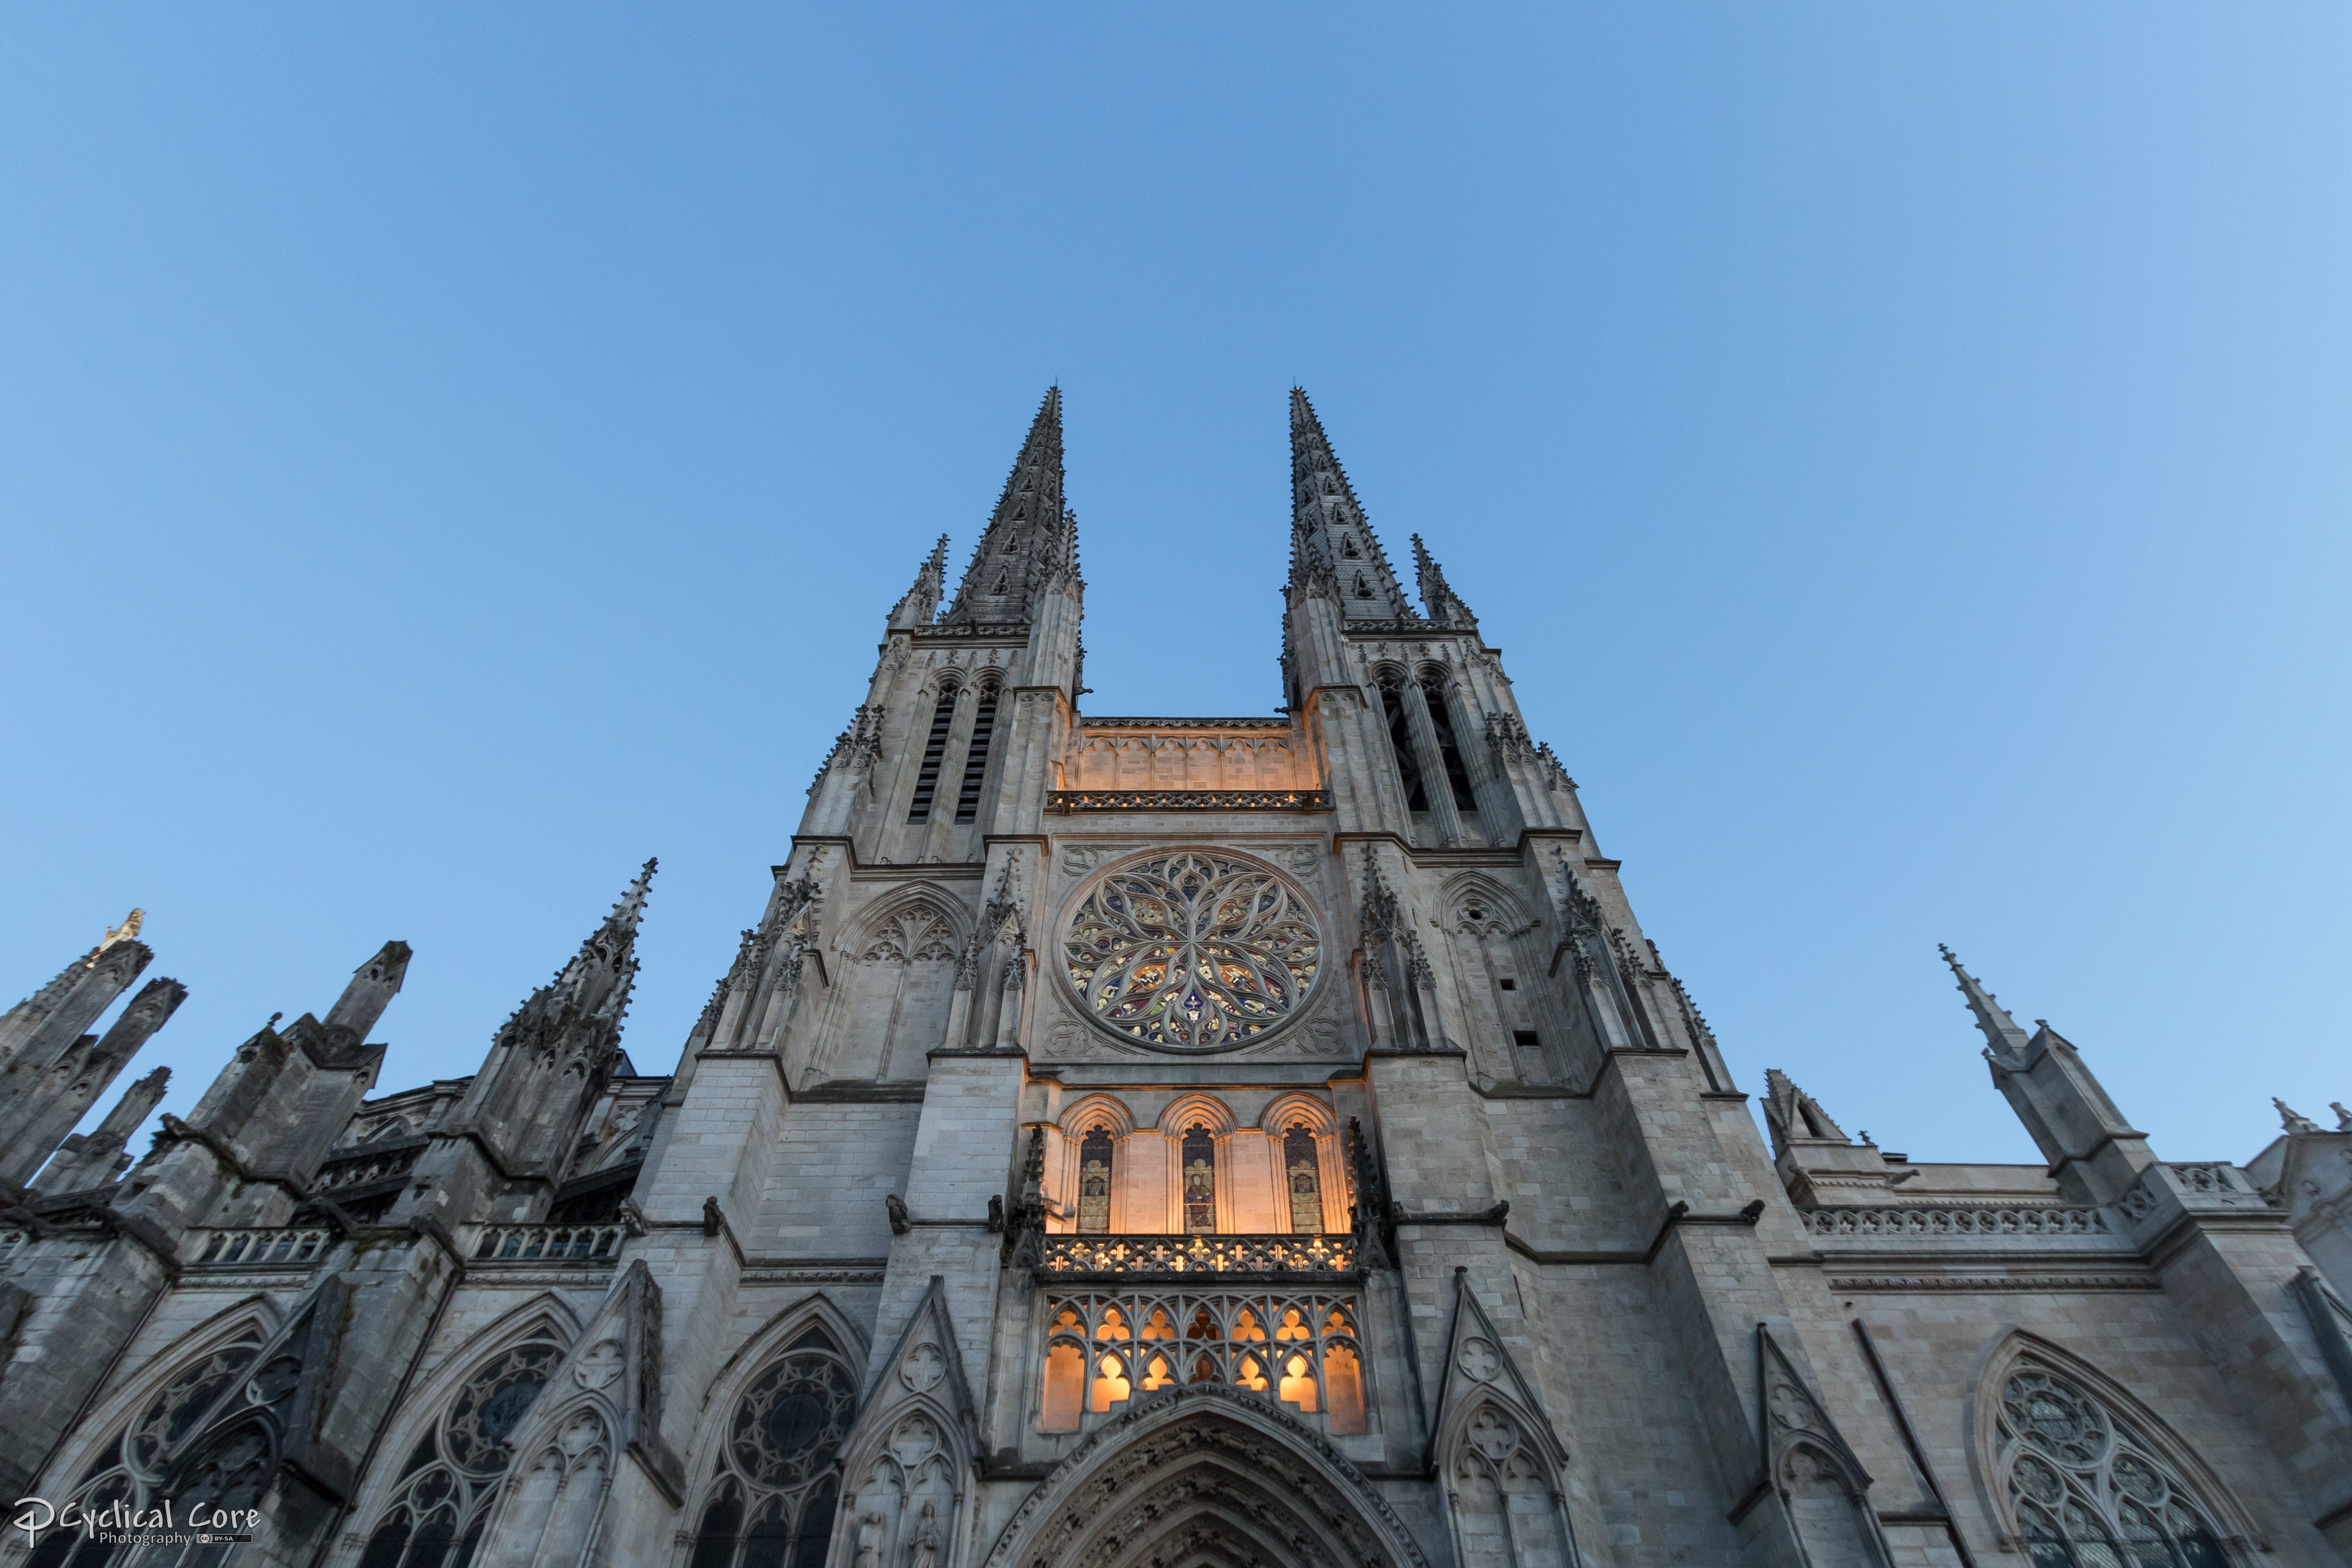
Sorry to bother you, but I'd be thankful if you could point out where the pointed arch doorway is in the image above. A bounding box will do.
[983,1384,1430,1568]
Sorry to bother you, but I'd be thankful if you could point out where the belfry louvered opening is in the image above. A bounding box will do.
[953,686,998,822]
[1421,678,1478,811]
[906,691,956,823]
[1378,682,1428,811]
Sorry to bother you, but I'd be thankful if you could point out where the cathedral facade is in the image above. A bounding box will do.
[4,390,2350,1568]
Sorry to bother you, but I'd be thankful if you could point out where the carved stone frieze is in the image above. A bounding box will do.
[1048,790,1332,813]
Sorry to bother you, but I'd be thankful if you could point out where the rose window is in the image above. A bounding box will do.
[1064,852,1321,1049]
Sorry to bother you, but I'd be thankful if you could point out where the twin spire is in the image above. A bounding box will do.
[898,387,1474,628]
[1287,388,1416,619]
[940,387,1076,625]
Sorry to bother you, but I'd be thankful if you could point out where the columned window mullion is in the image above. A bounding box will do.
[1401,680,1468,846]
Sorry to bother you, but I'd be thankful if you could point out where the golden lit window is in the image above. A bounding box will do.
[1283,1124,1323,1232]
[1040,1292,1368,1435]
[1077,1127,1114,1233]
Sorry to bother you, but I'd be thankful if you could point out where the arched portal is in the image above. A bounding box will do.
[985,1384,1429,1568]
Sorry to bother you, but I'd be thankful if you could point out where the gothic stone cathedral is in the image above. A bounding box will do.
[4,391,2350,1568]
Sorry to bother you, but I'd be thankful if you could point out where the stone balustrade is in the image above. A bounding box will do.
[1047,790,1333,813]
[1038,1232,1357,1279]
[2116,1161,2262,1222]
[195,1227,334,1267]
[1800,1205,2110,1238]
[472,1224,626,1264]
[312,1142,423,1193]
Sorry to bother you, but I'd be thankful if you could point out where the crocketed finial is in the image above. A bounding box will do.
[1939,945,2033,1059]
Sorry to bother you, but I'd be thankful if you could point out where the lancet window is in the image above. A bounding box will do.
[905,692,956,823]
[1077,1127,1114,1234]
[1449,1403,1572,1568]
[1039,1293,1367,1436]
[1378,680,1430,811]
[356,1325,565,1568]
[1421,676,1478,810]
[1182,1125,1216,1233]
[1992,1363,2232,1568]
[687,1327,859,1568]
[1284,1125,1323,1233]
[952,685,998,823]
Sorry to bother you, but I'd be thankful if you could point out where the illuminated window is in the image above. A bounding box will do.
[1040,1293,1368,1435]
[1077,1127,1114,1234]
[1284,1125,1323,1233]
[1040,1311,1085,1434]
[1089,1353,1131,1412]
[1182,1125,1216,1234]
[1063,853,1322,1049]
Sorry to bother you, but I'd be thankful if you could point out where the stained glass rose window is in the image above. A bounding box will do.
[1064,852,1320,1049]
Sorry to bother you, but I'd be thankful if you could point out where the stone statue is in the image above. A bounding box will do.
[905,1501,941,1568]
[855,1512,886,1568]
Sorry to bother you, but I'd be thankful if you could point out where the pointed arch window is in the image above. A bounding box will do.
[688,1327,858,1568]
[906,692,956,823]
[1284,1125,1323,1233]
[1993,1363,2234,1568]
[1077,1127,1115,1234]
[953,686,998,823]
[27,1328,267,1568]
[1182,1124,1217,1233]
[1378,679,1430,812]
[354,1325,564,1568]
[1420,677,1478,810]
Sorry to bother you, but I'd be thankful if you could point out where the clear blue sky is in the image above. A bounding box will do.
[4,6,2346,1173]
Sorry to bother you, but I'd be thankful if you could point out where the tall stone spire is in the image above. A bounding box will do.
[889,535,952,631]
[943,389,1071,625]
[1410,534,1476,625]
[1289,388,1414,621]
[1939,944,2032,1060]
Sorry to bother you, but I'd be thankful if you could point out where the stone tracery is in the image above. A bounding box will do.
[1039,1293,1367,1436]
[1988,1358,2237,1568]
[688,1326,861,1568]
[1064,853,1321,1050]
[27,1324,269,1568]
[355,1322,566,1568]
